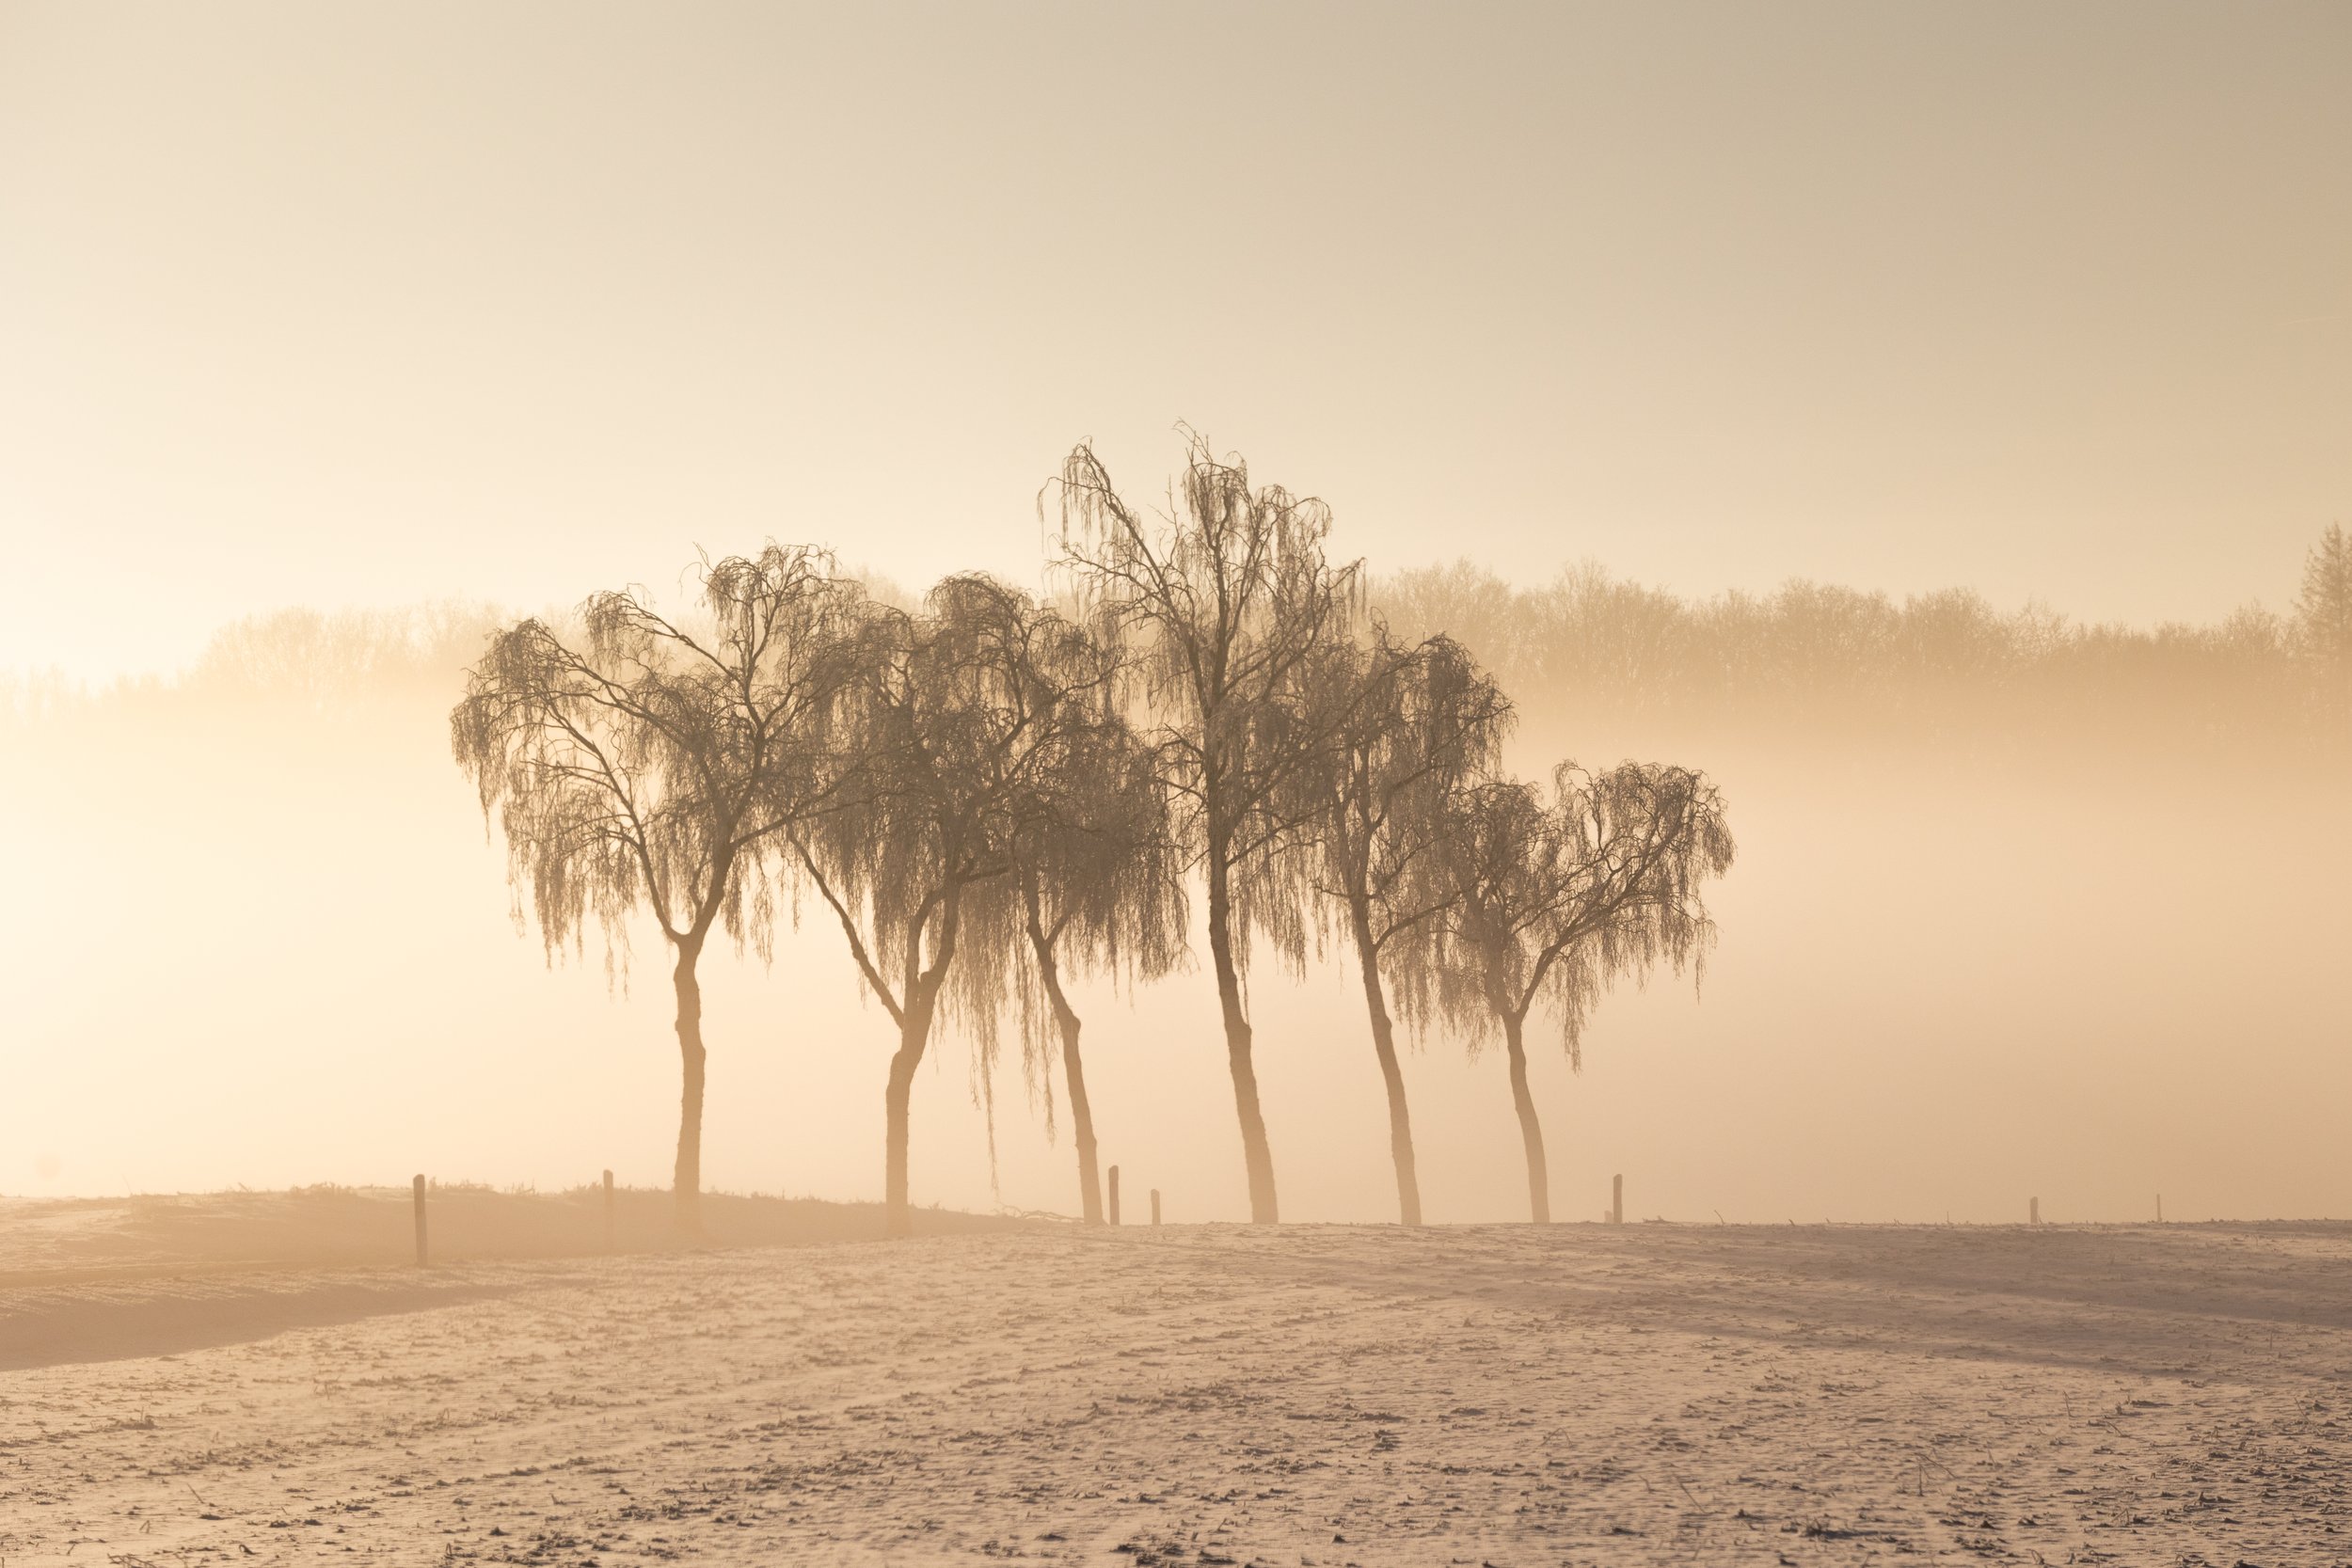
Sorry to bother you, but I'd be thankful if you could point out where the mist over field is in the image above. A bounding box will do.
[8,555,2344,1226]
[8,6,2352,1563]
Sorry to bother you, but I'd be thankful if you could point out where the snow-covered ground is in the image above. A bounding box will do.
[5,1209,2349,1565]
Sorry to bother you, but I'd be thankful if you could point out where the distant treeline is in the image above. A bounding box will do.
[1375,544,2349,749]
[15,549,2344,751]
[1,604,497,722]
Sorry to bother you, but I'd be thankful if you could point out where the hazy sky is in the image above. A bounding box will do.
[4,1,2346,678]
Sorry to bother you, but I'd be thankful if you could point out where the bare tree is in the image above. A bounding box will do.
[1052,433,1364,1224]
[991,708,1187,1224]
[793,574,1118,1238]
[1404,763,1734,1222]
[450,546,869,1229]
[1295,629,1511,1225]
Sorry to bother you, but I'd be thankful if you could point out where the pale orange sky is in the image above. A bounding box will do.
[3,1,2346,677]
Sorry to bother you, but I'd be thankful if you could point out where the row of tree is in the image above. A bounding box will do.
[1378,526,2352,745]
[450,436,1734,1234]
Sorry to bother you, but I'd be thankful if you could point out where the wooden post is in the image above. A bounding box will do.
[602,1168,615,1252]
[2156,1194,2163,1224]
[1107,1165,1121,1226]
[2030,1196,2040,1226]
[1151,1188,1161,1227]
[1611,1174,1623,1226]
[412,1174,427,1267]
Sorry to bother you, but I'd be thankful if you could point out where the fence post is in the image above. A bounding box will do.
[1151,1188,1161,1227]
[602,1168,615,1252]
[412,1174,427,1267]
[1107,1164,1121,1227]
[2030,1196,2040,1226]
[1611,1174,1623,1226]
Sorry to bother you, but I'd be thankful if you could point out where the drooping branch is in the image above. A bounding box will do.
[1400,761,1735,1066]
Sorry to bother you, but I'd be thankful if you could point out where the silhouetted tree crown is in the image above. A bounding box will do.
[1295,630,1515,960]
[1052,435,1366,970]
[451,545,868,970]
[1406,762,1736,1060]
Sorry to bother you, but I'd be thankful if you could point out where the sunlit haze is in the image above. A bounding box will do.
[5,2,2347,682]
[9,8,2352,1564]
[2,3,2347,1226]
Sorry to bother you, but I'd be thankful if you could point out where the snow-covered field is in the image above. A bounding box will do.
[5,1206,2349,1565]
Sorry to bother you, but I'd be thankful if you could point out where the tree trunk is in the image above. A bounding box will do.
[882,1006,930,1240]
[1502,1011,1549,1223]
[670,938,707,1233]
[1038,959,1103,1225]
[884,892,957,1241]
[1024,884,1103,1225]
[1205,847,1279,1223]
[1058,1006,1104,1226]
[1348,897,1422,1226]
